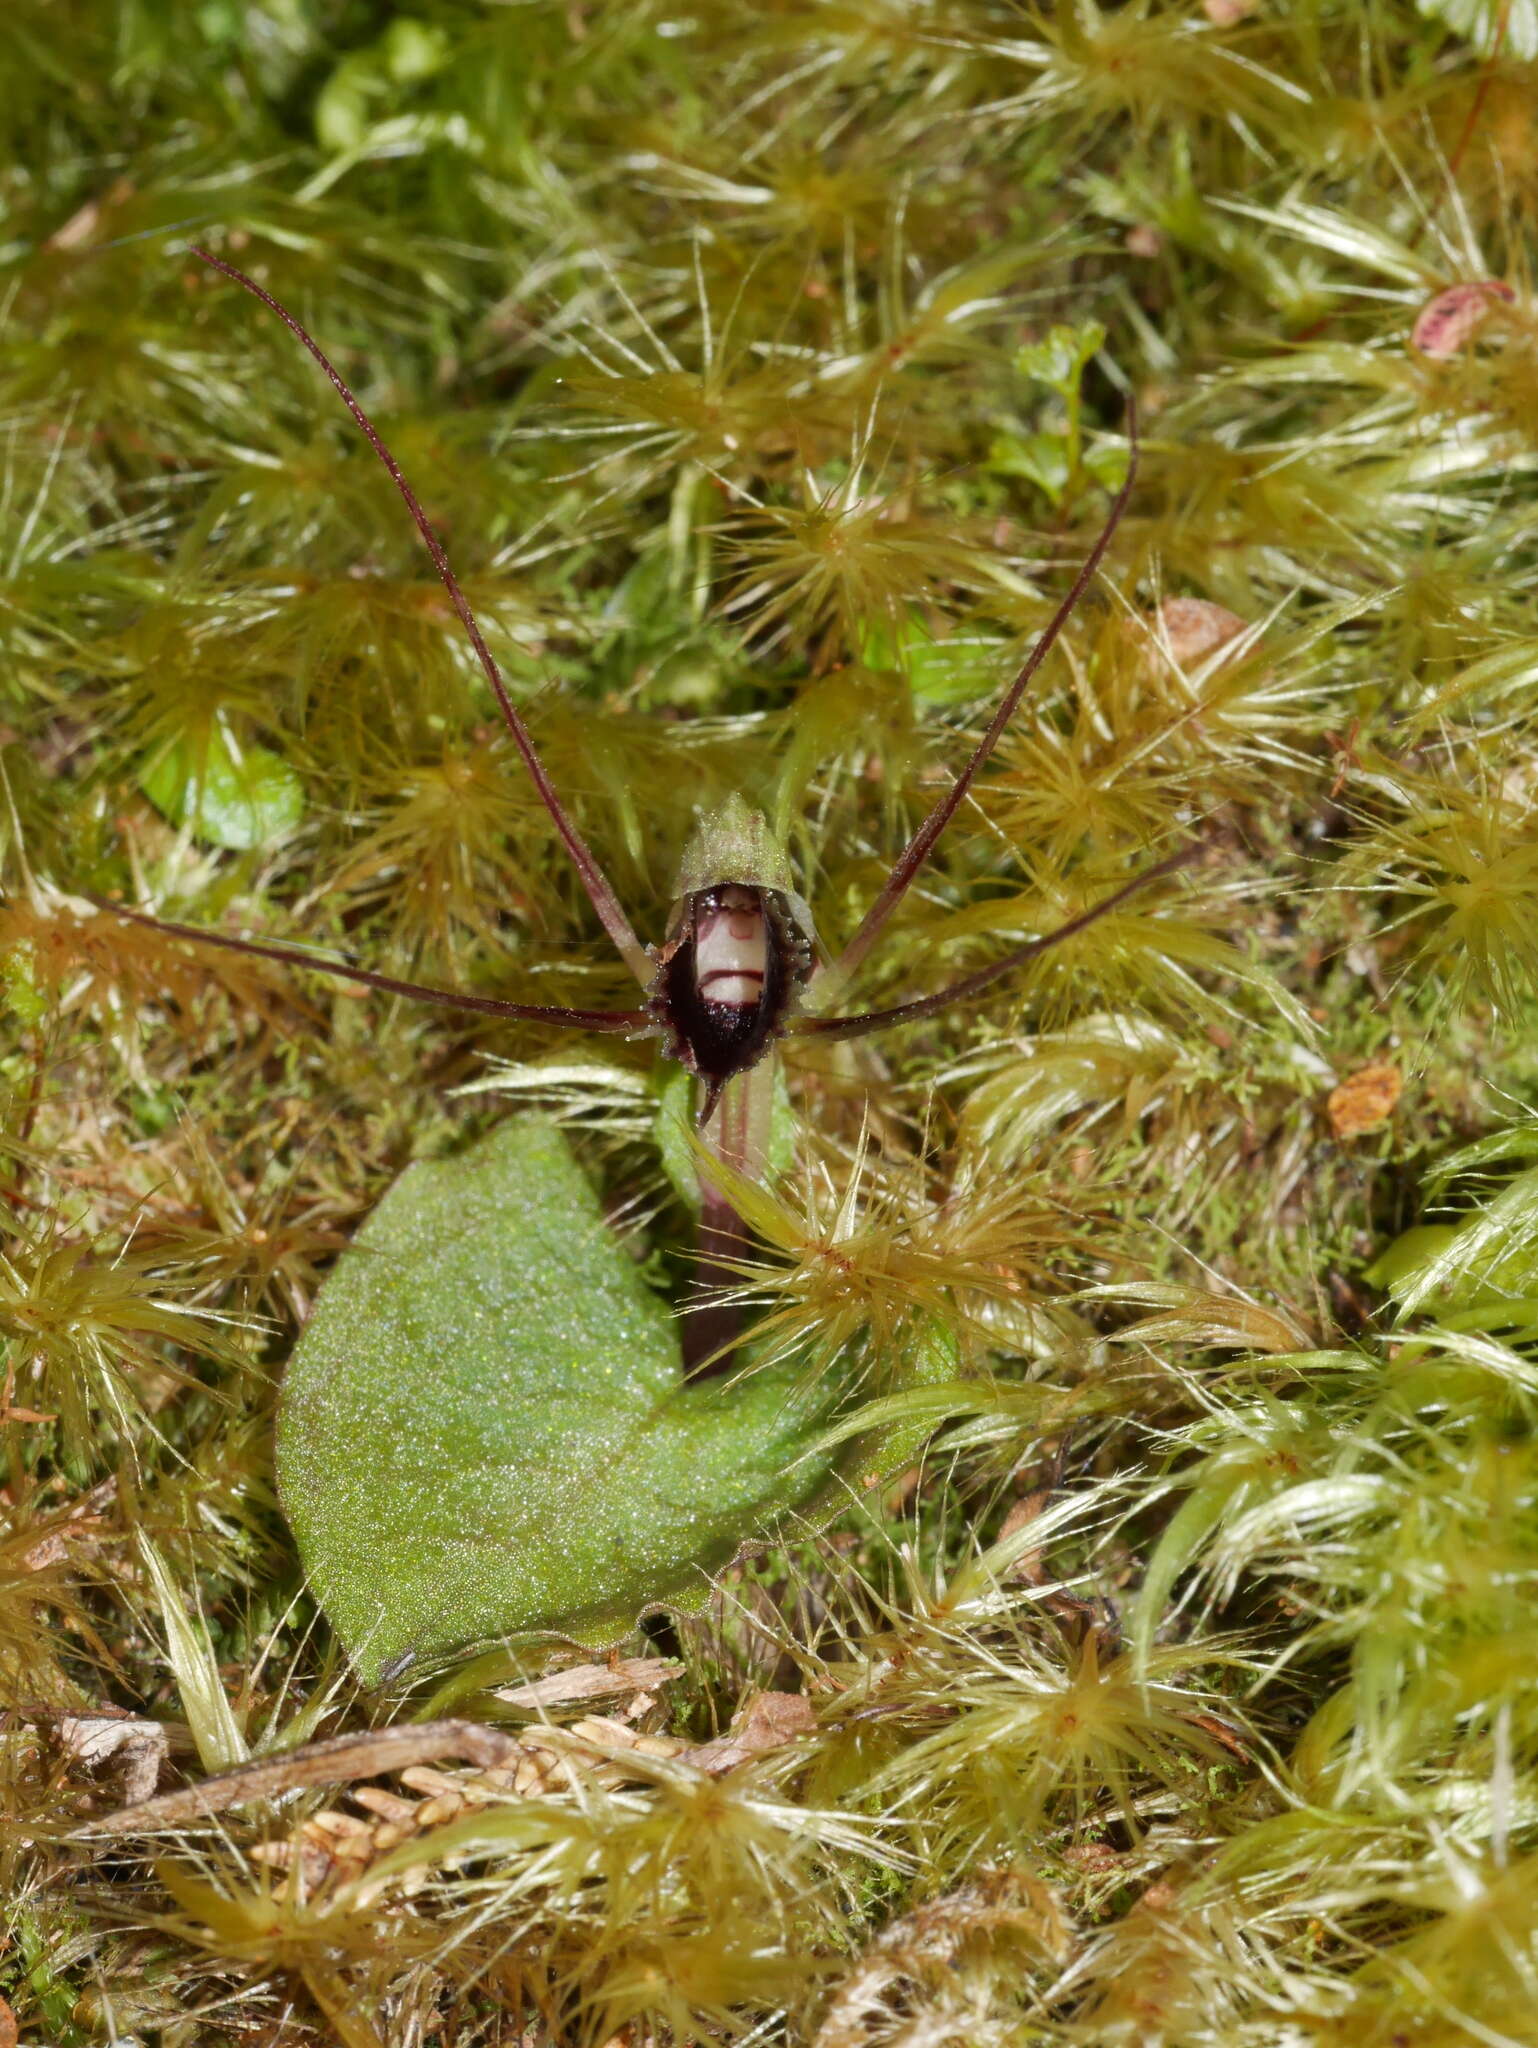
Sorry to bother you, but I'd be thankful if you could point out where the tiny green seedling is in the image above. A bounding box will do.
[104,249,1192,1363]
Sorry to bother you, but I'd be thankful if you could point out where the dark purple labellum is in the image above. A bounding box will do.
[649,886,814,1085]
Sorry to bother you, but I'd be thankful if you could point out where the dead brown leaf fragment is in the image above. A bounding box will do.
[1180,1711,1250,1760]
[1327,1062,1402,1139]
[1144,597,1249,672]
[997,1492,1051,1584]
[59,1715,169,1805]
[16,1478,116,1569]
[492,1656,681,1713]
[1063,1842,1125,1874]
[682,1690,817,1774]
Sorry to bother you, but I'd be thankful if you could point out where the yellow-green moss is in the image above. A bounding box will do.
[4,1,1538,2041]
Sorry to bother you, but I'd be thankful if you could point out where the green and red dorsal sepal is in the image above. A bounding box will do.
[649,794,817,1091]
[672,792,817,945]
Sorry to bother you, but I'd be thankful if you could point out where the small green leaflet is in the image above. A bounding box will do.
[140,720,303,852]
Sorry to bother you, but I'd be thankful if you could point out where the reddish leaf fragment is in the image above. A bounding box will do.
[1411,280,1515,359]
[1150,597,1249,669]
[1182,1710,1251,1759]
[1064,1841,1125,1873]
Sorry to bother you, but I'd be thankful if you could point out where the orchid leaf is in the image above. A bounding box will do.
[279,1118,930,1682]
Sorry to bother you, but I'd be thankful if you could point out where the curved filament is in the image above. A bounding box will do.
[798,842,1197,1041]
[191,245,652,987]
[93,897,652,1032]
[827,402,1140,989]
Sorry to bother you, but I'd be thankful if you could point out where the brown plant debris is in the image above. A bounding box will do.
[58,1713,170,1805]
[491,1656,683,1712]
[1327,1062,1402,1140]
[80,1686,817,1841]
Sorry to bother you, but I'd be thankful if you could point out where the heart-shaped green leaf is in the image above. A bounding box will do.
[278,1119,920,1683]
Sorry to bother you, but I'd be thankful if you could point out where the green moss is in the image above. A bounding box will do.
[5,1,1538,2041]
